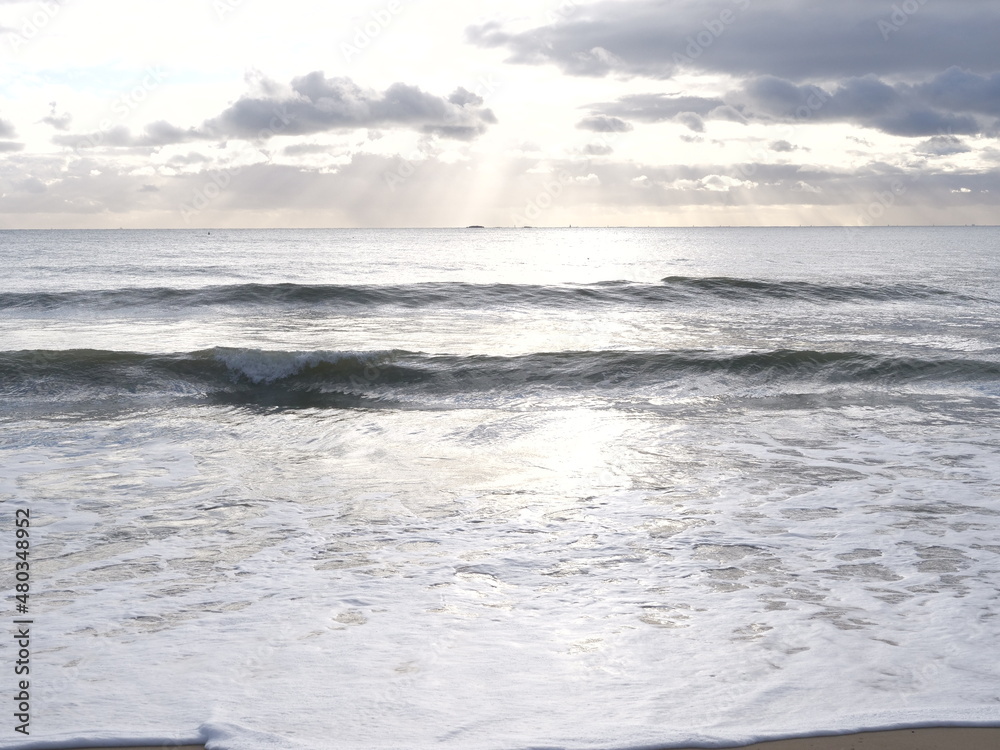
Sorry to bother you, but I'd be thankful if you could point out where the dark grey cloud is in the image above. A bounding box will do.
[0,141,24,152]
[584,68,999,138]
[202,73,497,141]
[53,74,498,152]
[0,117,16,138]
[52,121,200,150]
[915,136,972,157]
[576,115,633,132]
[731,73,983,137]
[467,0,1000,81]
[583,93,744,132]
[589,94,724,121]
[912,68,1000,117]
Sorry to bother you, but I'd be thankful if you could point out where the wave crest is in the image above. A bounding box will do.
[0,277,977,312]
[3,347,998,411]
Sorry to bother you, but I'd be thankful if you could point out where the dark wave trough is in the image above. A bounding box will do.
[3,347,998,409]
[0,276,977,312]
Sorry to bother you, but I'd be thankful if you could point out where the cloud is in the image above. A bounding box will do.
[12,176,46,193]
[792,181,822,193]
[283,143,332,156]
[580,94,750,135]
[52,73,499,152]
[912,68,1000,117]
[524,159,1000,218]
[201,73,497,141]
[447,87,484,107]
[730,73,984,137]
[0,118,16,138]
[4,148,1000,228]
[41,102,72,131]
[576,115,632,132]
[915,135,972,157]
[584,68,999,138]
[0,141,24,152]
[467,0,1000,81]
[588,94,725,122]
[42,113,72,130]
[0,153,548,226]
[674,112,705,132]
[168,152,212,165]
[52,121,201,150]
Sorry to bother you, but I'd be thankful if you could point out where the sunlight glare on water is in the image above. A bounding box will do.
[1,227,999,750]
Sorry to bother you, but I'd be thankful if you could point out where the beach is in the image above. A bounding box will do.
[59,728,1000,750]
[690,727,1000,749]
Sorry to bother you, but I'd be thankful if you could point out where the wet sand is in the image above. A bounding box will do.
[53,728,1000,750]
[678,727,1000,749]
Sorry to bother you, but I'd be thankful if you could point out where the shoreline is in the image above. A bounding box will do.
[29,728,1000,750]
[678,726,1000,749]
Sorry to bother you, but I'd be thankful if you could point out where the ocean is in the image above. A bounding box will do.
[2,227,999,750]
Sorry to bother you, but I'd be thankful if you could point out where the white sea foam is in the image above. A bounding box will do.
[7,396,1000,750]
[210,348,388,384]
[2,228,999,750]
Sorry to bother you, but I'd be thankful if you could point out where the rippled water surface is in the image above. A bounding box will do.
[2,228,999,750]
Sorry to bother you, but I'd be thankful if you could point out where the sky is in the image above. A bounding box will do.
[1,0,999,228]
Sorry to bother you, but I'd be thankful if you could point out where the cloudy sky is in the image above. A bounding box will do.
[1,0,998,228]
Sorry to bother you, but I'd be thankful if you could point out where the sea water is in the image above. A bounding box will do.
[1,227,999,750]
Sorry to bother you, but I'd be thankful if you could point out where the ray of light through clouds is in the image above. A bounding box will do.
[0,0,998,227]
